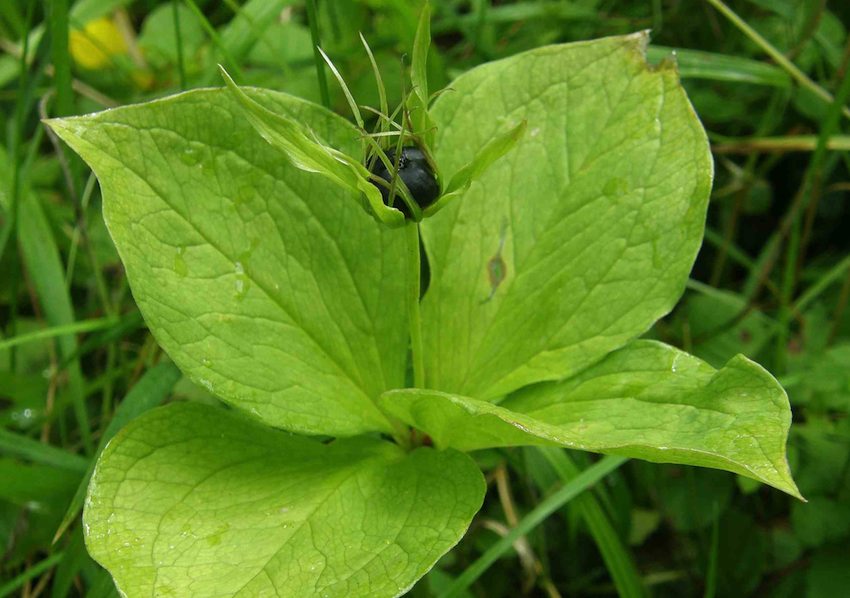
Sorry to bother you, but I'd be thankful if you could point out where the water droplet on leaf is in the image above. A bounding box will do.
[603,177,628,197]
[235,186,253,207]
[173,247,187,277]
[180,146,202,166]
[234,261,250,300]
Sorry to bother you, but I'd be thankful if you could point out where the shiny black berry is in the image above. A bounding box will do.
[368,146,440,217]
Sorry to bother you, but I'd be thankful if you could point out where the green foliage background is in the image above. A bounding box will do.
[1,0,849,596]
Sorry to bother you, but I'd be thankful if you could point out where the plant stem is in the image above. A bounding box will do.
[172,0,186,90]
[775,212,800,373]
[184,0,244,80]
[828,267,850,345]
[305,0,331,110]
[712,135,850,154]
[47,0,72,118]
[792,253,850,318]
[406,223,425,388]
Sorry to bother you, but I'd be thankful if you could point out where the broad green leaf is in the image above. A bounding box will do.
[85,402,485,597]
[47,88,407,437]
[422,33,713,400]
[380,340,800,497]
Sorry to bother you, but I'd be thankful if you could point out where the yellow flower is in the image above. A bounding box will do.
[69,17,127,70]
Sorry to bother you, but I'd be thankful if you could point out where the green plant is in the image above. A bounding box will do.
[43,9,801,597]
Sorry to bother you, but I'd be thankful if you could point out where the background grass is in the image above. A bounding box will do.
[1,0,850,596]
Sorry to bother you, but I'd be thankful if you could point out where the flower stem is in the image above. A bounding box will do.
[406,222,425,388]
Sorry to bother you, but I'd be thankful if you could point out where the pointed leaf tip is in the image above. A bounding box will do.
[382,341,802,499]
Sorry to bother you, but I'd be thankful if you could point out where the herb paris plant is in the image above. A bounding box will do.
[47,22,800,598]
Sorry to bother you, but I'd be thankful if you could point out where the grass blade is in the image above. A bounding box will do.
[647,46,790,88]
[538,448,646,598]
[703,504,720,598]
[172,0,186,89]
[704,0,850,120]
[17,188,93,452]
[183,0,244,80]
[50,526,89,598]
[0,316,120,352]
[0,552,64,598]
[53,361,182,541]
[305,0,330,109]
[791,253,850,317]
[439,454,627,598]
[775,67,850,370]
[0,429,88,473]
[318,46,363,128]
[0,144,93,453]
[360,32,388,136]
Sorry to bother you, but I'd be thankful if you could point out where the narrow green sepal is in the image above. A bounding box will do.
[424,119,527,217]
[219,66,406,228]
[407,2,437,148]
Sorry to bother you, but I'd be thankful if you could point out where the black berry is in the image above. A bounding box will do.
[369,146,440,217]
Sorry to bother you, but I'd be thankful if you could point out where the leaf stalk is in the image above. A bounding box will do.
[407,223,425,389]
